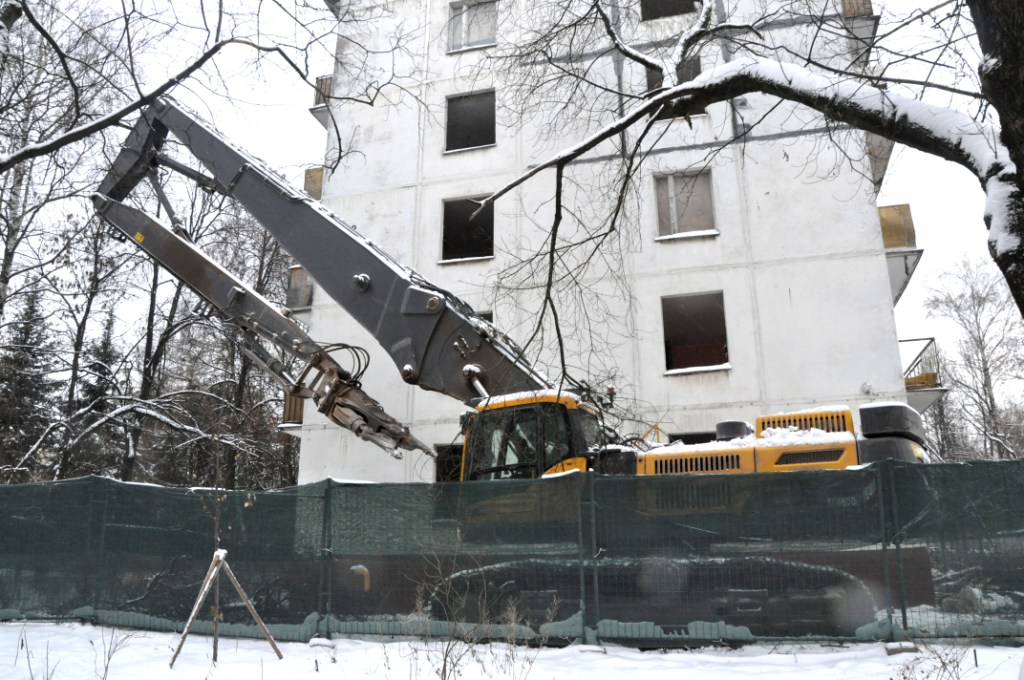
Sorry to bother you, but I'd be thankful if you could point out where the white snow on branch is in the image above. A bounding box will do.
[680,58,1018,254]
[672,57,1010,176]
[490,55,1019,257]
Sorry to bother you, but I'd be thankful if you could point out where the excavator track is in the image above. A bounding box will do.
[429,555,877,639]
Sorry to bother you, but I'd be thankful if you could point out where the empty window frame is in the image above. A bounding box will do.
[446,90,496,151]
[645,58,702,119]
[655,170,715,237]
[442,196,494,260]
[662,292,729,371]
[449,1,497,51]
[641,0,698,21]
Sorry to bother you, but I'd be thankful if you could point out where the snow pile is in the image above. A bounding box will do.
[650,425,854,454]
[746,426,855,448]
[3,622,1024,680]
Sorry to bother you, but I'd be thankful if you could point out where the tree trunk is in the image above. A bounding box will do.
[966,0,1024,317]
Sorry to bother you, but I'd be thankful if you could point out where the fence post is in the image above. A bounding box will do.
[317,480,334,635]
[84,477,97,608]
[875,463,895,640]
[587,473,601,643]
[886,462,910,632]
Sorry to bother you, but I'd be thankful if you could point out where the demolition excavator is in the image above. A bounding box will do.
[93,98,926,481]
[94,98,929,637]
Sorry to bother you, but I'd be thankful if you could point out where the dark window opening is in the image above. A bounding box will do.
[645,58,702,119]
[446,90,496,151]
[435,444,464,482]
[443,196,494,260]
[655,170,715,236]
[448,1,497,51]
[641,0,698,21]
[662,292,729,371]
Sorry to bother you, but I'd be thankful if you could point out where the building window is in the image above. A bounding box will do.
[446,90,496,151]
[662,292,728,371]
[449,1,497,51]
[645,58,702,119]
[641,0,698,21]
[655,170,715,237]
[442,196,494,260]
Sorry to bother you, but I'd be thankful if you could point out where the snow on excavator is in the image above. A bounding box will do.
[94,98,930,637]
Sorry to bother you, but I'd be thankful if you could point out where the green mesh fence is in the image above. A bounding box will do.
[2,461,1023,646]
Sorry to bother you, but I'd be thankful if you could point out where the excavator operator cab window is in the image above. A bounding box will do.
[464,403,572,481]
[576,409,605,451]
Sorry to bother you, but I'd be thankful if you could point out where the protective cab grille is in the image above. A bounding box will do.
[756,409,853,436]
[654,453,743,475]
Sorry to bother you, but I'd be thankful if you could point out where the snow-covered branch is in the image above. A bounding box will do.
[487,55,1018,256]
[0,36,325,175]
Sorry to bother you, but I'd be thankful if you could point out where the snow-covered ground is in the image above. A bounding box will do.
[3,622,1023,679]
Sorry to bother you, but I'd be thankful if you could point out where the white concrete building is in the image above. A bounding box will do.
[289,0,931,483]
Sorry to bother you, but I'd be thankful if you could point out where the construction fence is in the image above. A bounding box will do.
[1,459,1024,647]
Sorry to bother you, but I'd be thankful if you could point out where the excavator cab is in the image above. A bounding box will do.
[460,392,604,481]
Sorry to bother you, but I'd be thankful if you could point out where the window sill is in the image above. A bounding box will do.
[664,363,731,376]
[447,43,496,55]
[655,229,719,242]
[444,143,497,154]
[438,255,494,265]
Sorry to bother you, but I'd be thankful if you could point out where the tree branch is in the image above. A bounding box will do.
[0,36,310,175]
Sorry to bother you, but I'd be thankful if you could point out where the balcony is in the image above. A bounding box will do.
[280,391,305,432]
[842,0,878,67]
[842,0,873,18]
[900,338,946,413]
[304,166,324,200]
[879,204,923,305]
[310,74,333,128]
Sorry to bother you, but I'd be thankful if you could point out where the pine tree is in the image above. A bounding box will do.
[0,287,57,480]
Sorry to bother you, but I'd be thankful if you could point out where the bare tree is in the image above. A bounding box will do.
[476,0,1024,333]
[0,1,414,176]
[926,257,1023,459]
[47,212,126,478]
[148,207,299,489]
[0,3,125,322]
[0,1,419,486]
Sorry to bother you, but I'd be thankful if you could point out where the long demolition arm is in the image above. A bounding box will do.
[93,98,550,453]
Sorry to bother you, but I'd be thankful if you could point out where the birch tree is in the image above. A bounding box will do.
[926,258,1023,459]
